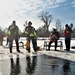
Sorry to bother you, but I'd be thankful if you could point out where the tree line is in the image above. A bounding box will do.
[0,12,75,37]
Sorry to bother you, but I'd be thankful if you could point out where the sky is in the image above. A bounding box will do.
[0,0,75,32]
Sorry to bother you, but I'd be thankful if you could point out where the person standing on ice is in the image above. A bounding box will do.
[25,21,38,53]
[63,24,72,51]
[7,20,21,53]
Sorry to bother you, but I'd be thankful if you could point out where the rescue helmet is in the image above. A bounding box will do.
[28,21,32,26]
[53,28,56,31]
[65,24,68,27]
[12,20,16,24]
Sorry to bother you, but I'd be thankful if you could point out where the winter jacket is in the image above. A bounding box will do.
[7,24,20,38]
[25,26,37,38]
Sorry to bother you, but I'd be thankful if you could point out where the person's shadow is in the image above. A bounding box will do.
[26,56,37,75]
[10,55,21,75]
[62,60,71,75]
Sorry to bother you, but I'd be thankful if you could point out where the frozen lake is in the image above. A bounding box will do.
[0,37,75,75]
[0,54,75,75]
[3,37,75,50]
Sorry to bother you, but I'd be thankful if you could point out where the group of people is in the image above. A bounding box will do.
[47,24,72,51]
[6,20,39,53]
[6,20,72,53]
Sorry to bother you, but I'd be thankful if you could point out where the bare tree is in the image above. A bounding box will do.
[23,20,28,27]
[37,27,44,37]
[23,20,28,32]
[4,27,8,34]
[38,12,53,36]
[55,19,61,31]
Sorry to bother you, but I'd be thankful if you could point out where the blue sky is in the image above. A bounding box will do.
[0,0,75,32]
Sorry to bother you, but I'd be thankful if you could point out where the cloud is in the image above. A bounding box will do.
[12,0,66,20]
[0,0,69,31]
[71,0,75,7]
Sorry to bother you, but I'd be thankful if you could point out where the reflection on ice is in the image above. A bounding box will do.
[0,55,75,75]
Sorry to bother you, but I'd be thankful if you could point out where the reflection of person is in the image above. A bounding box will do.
[25,21,38,53]
[63,24,72,51]
[26,56,37,75]
[7,20,20,53]
[10,55,21,75]
[63,60,70,75]
[47,28,60,51]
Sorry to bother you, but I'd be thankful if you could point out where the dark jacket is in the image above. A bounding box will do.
[50,29,60,42]
[25,25,36,38]
[8,24,20,38]
[63,26,72,37]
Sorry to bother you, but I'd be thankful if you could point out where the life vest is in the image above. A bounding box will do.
[7,25,20,36]
[63,27,71,36]
[50,34,57,42]
[25,26,36,37]
[50,30,60,42]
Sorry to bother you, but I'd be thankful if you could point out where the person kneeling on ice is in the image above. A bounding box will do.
[25,21,40,53]
[47,28,60,51]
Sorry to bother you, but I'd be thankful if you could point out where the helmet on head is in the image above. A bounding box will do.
[53,28,56,31]
[12,20,16,24]
[28,21,32,26]
[65,24,68,27]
